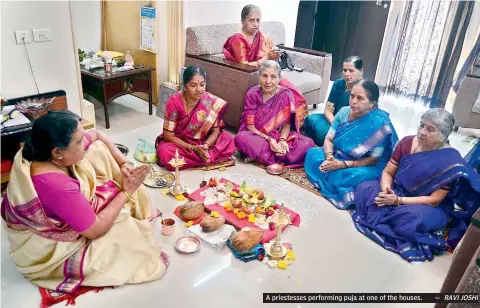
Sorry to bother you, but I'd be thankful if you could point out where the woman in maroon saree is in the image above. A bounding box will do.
[235,61,314,167]
[223,4,308,127]
[156,66,235,171]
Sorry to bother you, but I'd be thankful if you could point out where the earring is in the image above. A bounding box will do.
[57,156,63,160]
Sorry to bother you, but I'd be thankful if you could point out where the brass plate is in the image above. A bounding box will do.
[175,236,201,254]
[143,171,175,188]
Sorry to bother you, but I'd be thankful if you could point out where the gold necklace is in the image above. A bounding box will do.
[50,161,70,175]
[413,141,444,153]
[182,93,197,114]
[262,87,278,101]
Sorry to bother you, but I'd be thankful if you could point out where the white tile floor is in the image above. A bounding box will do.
[1,93,477,308]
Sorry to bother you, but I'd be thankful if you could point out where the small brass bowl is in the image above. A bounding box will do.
[175,236,201,254]
[266,163,286,175]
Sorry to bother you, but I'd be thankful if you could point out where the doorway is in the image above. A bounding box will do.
[295,1,390,81]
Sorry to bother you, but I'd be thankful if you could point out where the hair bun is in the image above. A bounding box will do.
[22,142,35,161]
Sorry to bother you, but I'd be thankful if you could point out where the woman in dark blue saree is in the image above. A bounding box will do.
[305,81,398,210]
[352,109,480,262]
[465,139,480,173]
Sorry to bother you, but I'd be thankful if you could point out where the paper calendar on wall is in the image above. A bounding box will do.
[140,6,157,53]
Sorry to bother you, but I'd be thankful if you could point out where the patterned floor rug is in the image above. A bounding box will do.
[233,151,322,197]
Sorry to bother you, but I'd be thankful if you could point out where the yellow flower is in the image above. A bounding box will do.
[277,260,288,269]
[233,208,239,214]
[185,221,193,227]
[252,193,258,200]
[175,195,186,201]
[286,249,296,260]
[211,211,220,218]
[162,189,169,196]
[248,213,256,223]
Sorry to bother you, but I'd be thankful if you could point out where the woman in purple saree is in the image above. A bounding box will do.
[352,109,480,262]
[235,60,314,167]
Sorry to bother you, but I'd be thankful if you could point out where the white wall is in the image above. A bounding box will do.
[1,1,82,115]
[184,0,300,47]
[71,0,101,51]
[157,0,169,84]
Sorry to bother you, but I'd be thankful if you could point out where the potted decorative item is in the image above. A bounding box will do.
[15,97,55,119]
[78,49,85,62]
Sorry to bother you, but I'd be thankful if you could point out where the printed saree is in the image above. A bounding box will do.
[305,107,398,209]
[352,148,480,262]
[156,91,235,171]
[1,141,168,292]
[223,31,308,127]
[235,86,314,168]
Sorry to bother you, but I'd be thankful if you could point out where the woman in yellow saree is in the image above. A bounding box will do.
[1,111,168,293]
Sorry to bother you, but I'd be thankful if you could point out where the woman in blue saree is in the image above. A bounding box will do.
[352,109,480,262]
[302,56,363,146]
[465,139,480,173]
[305,80,398,210]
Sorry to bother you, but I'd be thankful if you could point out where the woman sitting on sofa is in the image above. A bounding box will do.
[235,60,314,167]
[156,66,236,170]
[223,4,308,127]
[1,110,168,292]
[305,81,398,210]
[303,56,363,146]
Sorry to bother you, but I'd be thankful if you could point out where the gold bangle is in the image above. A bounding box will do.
[122,190,135,202]
[120,161,133,168]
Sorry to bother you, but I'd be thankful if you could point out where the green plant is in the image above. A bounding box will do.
[78,49,85,62]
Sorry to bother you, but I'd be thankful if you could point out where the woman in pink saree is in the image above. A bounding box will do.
[235,61,315,167]
[156,66,235,171]
[223,4,308,127]
[1,111,168,293]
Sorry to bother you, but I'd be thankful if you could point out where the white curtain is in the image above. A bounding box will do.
[385,0,451,101]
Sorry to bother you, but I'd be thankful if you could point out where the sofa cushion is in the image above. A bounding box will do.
[472,90,480,114]
[282,70,322,94]
[186,21,285,56]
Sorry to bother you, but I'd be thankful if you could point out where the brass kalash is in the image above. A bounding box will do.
[168,149,186,195]
[268,203,291,259]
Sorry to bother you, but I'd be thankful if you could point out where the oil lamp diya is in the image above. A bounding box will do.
[168,149,186,195]
[267,203,291,259]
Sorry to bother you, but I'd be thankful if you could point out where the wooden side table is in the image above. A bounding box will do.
[80,66,155,129]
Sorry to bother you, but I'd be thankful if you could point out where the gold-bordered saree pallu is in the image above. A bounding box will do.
[1,141,168,292]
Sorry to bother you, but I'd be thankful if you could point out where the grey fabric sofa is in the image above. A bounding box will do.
[184,21,332,130]
[452,75,480,129]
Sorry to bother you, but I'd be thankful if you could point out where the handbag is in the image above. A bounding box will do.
[276,48,303,72]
